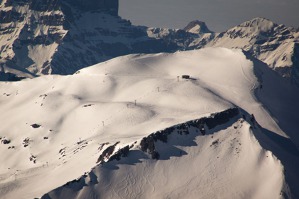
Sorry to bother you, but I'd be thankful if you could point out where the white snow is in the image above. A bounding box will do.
[0,47,296,198]
[49,120,284,199]
[195,18,299,73]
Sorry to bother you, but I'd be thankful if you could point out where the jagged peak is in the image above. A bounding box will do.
[183,20,213,34]
[238,17,276,30]
[223,17,279,38]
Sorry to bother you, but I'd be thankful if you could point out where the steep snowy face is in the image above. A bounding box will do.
[225,17,276,40]
[209,18,299,83]
[152,17,299,85]
[200,18,299,84]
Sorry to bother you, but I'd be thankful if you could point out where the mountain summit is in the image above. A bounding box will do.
[183,20,212,34]
[150,17,299,85]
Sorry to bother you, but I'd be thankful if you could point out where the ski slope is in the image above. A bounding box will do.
[0,47,298,198]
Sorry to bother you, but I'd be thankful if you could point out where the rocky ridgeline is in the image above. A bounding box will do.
[138,108,239,160]
[150,17,299,85]
[40,108,241,198]
[96,108,240,164]
[0,1,298,84]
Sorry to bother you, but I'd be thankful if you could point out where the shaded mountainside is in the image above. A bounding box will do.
[183,20,213,34]
[0,0,179,78]
[41,108,294,199]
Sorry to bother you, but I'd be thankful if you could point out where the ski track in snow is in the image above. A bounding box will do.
[0,47,297,199]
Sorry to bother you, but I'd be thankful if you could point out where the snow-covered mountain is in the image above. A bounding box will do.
[1,1,299,198]
[1,48,299,198]
[183,20,212,34]
[151,17,299,85]
[1,0,298,85]
[0,0,178,79]
[42,108,288,199]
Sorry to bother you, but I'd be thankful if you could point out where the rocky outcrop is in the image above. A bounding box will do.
[96,142,119,163]
[97,108,240,164]
[41,108,242,199]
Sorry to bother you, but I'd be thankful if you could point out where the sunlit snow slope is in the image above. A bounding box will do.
[43,109,286,199]
[0,47,299,199]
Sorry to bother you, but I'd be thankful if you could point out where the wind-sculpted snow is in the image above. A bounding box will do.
[41,108,287,199]
[0,48,298,198]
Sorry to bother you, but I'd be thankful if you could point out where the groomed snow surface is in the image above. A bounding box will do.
[0,47,298,199]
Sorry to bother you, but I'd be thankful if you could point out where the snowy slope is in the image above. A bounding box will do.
[42,109,286,199]
[204,18,298,78]
[0,48,299,198]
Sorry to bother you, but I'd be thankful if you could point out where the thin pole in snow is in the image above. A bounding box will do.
[134,100,136,106]
[102,121,104,126]
[177,76,180,82]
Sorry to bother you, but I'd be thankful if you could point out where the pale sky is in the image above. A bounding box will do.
[119,0,299,32]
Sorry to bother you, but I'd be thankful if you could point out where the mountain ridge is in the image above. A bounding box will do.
[41,108,290,199]
[1,48,299,198]
[0,1,298,85]
[149,17,299,85]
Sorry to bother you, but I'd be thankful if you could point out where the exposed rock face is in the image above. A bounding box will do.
[0,0,176,78]
[105,108,239,162]
[41,108,243,199]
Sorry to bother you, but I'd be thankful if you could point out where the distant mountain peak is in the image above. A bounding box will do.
[238,17,275,30]
[183,20,213,34]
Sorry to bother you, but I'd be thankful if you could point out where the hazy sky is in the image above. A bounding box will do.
[119,0,299,32]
